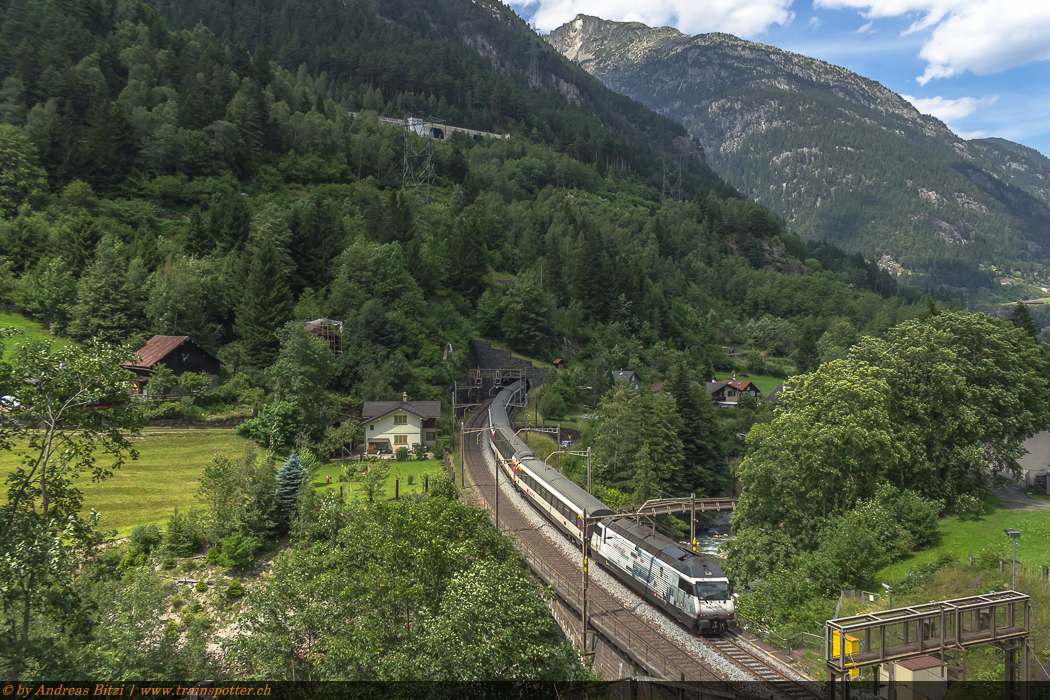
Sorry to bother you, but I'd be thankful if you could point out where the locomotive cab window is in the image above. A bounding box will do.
[695,581,730,601]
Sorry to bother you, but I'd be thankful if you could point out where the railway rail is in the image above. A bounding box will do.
[706,634,823,700]
[459,402,821,699]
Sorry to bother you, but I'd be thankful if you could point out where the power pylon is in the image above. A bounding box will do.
[403,115,441,207]
[658,153,684,204]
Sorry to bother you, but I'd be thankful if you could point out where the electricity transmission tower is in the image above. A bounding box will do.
[402,115,441,207]
[658,153,685,204]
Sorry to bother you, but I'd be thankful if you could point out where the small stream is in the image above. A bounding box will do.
[684,511,735,562]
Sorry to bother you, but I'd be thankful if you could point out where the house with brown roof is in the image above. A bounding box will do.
[705,378,763,408]
[361,393,442,454]
[123,336,221,396]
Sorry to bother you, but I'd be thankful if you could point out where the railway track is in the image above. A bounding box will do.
[459,403,821,699]
[459,404,721,683]
[706,633,823,700]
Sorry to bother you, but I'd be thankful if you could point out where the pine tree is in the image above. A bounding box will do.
[234,239,293,366]
[275,452,308,519]
[66,237,141,344]
[666,365,728,496]
[1009,302,1039,340]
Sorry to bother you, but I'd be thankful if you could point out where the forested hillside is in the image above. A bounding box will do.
[549,15,1050,293]
[0,0,932,439]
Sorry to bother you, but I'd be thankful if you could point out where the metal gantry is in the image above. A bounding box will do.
[825,591,1031,700]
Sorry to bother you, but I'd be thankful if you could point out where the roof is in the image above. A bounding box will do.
[707,379,760,394]
[650,382,663,392]
[612,370,639,383]
[764,384,786,403]
[897,656,942,672]
[123,336,218,369]
[361,400,442,422]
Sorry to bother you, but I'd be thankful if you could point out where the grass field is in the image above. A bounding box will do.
[713,371,784,397]
[0,311,71,361]
[877,498,1050,583]
[310,458,448,501]
[0,429,250,537]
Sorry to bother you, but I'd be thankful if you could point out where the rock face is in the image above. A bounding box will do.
[549,15,1050,289]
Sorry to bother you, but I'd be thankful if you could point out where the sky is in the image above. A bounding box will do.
[503,0,1050,157]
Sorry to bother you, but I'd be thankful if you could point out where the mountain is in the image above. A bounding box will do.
[548,15,1050,293]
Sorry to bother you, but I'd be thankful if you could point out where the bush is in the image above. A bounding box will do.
[161,558,176,570]
[208,532,262,569]
[893,554,956,595]
[226,579,245,597]
[147,401,183,420]
[395,446,408,462]
[130,523,163,556]
[194,581,208,592]
[237,401,303,449]
[164,508,204,556]
[953,493,985,520]
[539,390,566,420]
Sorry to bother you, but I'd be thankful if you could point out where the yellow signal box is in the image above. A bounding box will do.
[831,630,861,678]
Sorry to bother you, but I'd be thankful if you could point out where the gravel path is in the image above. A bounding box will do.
[478,428,765,684]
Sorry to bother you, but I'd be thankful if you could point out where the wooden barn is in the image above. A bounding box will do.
[124,335,221,396]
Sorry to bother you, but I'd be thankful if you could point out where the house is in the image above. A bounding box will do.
[650,382,663,393]
[705,377,763,408]
[123,336,221,396]
[361,393,441,454]
[764,384,786,405]
[611,370,641,391]
[552,358,566,370]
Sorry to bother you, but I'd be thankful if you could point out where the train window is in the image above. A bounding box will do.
[694,581,731,601]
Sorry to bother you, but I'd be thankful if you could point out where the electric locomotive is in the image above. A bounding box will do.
[488,381,734,634]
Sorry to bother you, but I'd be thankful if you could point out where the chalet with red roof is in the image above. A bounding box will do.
[123,335,221,396]
[705,377,763,408]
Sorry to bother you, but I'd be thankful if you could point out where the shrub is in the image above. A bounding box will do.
[953,493,985,520]
[237,401,303,449]
[188,599,204,613]
[226,579,245,597]
[210,533,261,569]
[147,401,183,420]
[161,558,176,570]
[893,554,956,595]
[539,390,566,420]
[194,581,208,592]
[164,508,204,557]
[170,593,184,610]
[395,446,408,462]
[130,523,163,556]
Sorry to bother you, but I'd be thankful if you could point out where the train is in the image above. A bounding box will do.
[488,380,734,634]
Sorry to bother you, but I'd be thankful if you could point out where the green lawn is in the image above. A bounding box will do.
[0,311,71,361]
[310,458,448,501]
[877,498,1050,583]
[0,429,250,537]
[714,371,784,397]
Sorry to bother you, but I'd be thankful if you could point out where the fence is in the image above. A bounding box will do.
[734,612,824,657]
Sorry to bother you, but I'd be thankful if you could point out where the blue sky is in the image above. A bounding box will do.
[504,0,1050,157]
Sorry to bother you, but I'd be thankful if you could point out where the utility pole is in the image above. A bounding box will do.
[691,492,696,553]
[492,410,499,532]
[581,508,589,653]
[557,424,561,473]
[586,447,591,494]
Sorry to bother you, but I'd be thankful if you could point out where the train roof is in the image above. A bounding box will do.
[492,381,613,518]
[608,518,727,580]
[517,456,614,517]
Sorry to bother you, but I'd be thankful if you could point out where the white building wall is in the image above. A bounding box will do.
[365,410,435,448]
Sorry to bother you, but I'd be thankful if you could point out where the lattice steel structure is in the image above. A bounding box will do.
[402,115,442,206]
[659,153,684,203]
[825,591,1031,700]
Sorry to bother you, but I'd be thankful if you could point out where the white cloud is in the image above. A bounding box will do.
[901,93,998,122]
[854,20,874,33]
[511,0,795,37]
[812,1,1050,83]
[809,16,822,29]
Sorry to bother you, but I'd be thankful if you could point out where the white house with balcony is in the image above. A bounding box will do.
[361,393,441,454]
